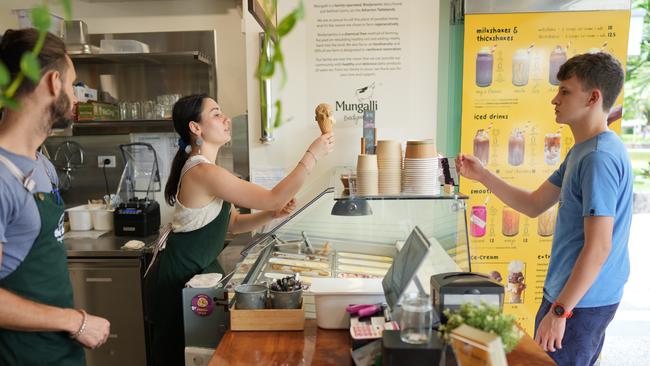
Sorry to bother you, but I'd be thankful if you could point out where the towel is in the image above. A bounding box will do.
[186,273,224,288]
[121,240,145,250]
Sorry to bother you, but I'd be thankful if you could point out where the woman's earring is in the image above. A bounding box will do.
[196,138,203,154]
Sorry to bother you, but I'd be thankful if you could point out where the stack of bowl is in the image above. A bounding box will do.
[376,140,402,195]
[403,140,440,195]
[356,154,378,196]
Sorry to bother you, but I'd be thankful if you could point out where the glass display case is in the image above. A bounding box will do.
[225,187,471,314]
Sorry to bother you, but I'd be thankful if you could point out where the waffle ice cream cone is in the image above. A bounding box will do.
[318,119,333,134]
[315,103,335,134]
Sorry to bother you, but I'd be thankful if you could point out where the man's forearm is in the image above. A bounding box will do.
[480,170,539,217]
[555,243,610,310]
[0,288,81,333]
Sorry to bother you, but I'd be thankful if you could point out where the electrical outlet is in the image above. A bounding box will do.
[98,155,116,168]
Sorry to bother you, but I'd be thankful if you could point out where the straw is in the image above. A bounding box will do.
[486,122,493,133]
[526,43,535,53]
[490,44,497,53]
[556,125,564,134]
[600,41,608,51]
[483,196,490,206]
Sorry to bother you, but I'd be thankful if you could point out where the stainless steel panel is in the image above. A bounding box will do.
[65,233,156,258]
[464,0,630,14]
[86,30,218,99]
[68,259,146,366]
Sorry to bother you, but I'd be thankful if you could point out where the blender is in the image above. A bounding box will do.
[113,142,161,237]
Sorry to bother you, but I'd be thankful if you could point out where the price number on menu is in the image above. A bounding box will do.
[607,25,615,37]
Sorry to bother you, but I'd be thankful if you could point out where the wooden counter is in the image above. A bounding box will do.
[210,320,556,366]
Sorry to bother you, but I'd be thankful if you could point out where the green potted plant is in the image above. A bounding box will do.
[438,302,524,353]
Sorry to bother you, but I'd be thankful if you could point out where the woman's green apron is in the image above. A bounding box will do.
[148,201,231,366]
[0,155,84,365]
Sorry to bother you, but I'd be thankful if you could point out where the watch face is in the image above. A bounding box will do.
[553,304,565,316]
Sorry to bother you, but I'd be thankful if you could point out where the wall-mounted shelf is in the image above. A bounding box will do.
[69,51,213,66]
[72,120,175,136]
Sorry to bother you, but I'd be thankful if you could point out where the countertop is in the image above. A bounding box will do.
[65,232,158,258]
[210,320,556,366]
[64,231,243,258]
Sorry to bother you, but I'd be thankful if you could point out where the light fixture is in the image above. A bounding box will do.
[331,197,373,216]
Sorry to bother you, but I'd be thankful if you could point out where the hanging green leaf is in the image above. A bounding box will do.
[273,42,287,87]
[277,1,304,37]
[20,52,41,82]
[256,35,275,79]
[277,13,297,37]
[59,0,73,19]
[0,62,9,87]
[31,5,51,33]
[273,100,283,128]
[0,95,19,110]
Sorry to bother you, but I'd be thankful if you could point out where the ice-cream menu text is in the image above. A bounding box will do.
[460,11,630,335]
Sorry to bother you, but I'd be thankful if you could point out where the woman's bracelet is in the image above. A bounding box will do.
[298,160,312,175]
[305,150,318,163]
[70,309,87,340]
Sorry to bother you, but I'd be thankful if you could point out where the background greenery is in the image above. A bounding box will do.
[0,1,72,110]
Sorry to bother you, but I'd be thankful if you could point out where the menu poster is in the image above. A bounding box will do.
[460,11,630,334]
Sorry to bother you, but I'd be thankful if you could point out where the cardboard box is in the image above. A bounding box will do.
[76,101,118,121]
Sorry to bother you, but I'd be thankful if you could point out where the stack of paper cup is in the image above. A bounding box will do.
[356,154,378,196]
[403,140,440,195]
[376,140,402,195]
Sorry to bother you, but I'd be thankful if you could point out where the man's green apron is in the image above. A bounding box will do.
[148,201,231,366]
[0,156,84,365]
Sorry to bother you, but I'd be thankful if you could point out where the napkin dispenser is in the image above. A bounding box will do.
[430,272,504,323]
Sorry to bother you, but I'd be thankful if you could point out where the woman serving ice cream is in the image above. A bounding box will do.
[146,95,335,365]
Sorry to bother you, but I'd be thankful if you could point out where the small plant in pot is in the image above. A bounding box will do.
[438,302,524,353]
[269,274,303,309]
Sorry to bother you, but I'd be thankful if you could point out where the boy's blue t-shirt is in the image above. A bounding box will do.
[546,130,632,307]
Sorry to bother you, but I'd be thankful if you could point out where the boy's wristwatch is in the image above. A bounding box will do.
[551,302,573,319]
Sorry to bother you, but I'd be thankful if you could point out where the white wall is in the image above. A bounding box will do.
[243,0,440,200]
[0,0,247,117]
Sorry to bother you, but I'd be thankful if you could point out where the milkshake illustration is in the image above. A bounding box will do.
[502,206,520,237]
[549,45,567,85]
[544,133,561,165]
[508,128,525,166]
[473,129,490,166]
[507,260,526,304]
[512,48,530,86]
[476,47,494,87]
[470,205,487,238]
[537,205,557,237]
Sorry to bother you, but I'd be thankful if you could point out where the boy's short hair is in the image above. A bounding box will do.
[557,52,624,111]
[0,29,68,97]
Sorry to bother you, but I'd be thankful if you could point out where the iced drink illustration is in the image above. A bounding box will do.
[473,129,490,166]
[537,205,557,237]
[502,206,520,237]
[544,133,561,165]
[549,46,567,85]
[512,49,530,86]
[508,128,525,166]
[507,260,526,304]
[476,47,493,87]
[470,205,487,238]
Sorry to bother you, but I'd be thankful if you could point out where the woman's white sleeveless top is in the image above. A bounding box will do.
[171,155,224,233]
